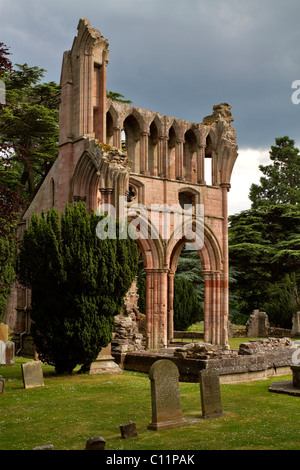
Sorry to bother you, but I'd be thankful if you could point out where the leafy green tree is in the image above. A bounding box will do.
[229,137,300,327]
[173,277,202,331]
[17,203,138,374]
[0,62,60,201]
[249,137,300,208]
[106,91,132,104]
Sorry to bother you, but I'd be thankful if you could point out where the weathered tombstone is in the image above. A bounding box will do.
[119,421,137,439]
[4,341,14,366]
[0,375,5,393]
[0,341,15,366]
[0,323,8,342]
[199,369,224,419]
[246,310,269,338]
[292,312,300,337]
[85,436,106,450]
[21,361,44,389]
[147,359,186,430]
[0,341,6,365]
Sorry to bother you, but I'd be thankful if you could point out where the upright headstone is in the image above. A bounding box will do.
[0,341,6,365]
[4,341,14,366]
[21,361,44,389]
[292,312,300,337]
[246,310,269,337]
[147,359,186,430]
[199,369,224,419]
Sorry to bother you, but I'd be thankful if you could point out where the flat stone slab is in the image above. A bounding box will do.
[269,380,300,397]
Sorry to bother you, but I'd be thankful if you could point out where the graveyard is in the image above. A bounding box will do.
[1,17,300,453]
[1,325,300,451]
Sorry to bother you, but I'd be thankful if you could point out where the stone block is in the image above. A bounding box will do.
[119,421,137,439]
[85,436,106,450]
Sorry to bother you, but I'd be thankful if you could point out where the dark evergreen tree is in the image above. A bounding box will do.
[17,203,138,374]
[173,277,202,331]
[229,137,300,327]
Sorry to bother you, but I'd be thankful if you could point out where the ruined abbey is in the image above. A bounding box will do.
[6,19,238,352]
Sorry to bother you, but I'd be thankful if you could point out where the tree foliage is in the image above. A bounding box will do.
[17,203,138,374]
[229,137,300,328]
[173,277,202,331]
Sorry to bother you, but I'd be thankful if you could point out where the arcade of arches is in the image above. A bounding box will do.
[13,19,238,352]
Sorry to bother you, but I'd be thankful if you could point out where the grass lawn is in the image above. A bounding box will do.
[0,356,299,451]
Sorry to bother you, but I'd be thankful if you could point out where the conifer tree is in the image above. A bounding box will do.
[17,203,138,374]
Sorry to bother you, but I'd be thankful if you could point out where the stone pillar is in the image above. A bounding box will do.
[145,268,168,350]
[167,270,175,343]
[211,148,218,185]
[203,271,213,343]
[197,145,205,183]
[159,136,169,177]
[113,126,122,150]
[175,139,184,180]
[140,132,150,175]
[221,183,231,346]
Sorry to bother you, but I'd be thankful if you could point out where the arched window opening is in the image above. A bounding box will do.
[183,129,197,182]
[168,126,176,179]
[148,121,159,176]
[205,134,213,185]
[123,114,141,173]
[106,111,114,146]
[173,244,204,333]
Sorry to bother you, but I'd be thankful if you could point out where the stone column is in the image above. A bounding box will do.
[221,183,231,346]
[159,136,169,177]
[203,271,213,343]
[197,145,205,183]
[175,139,184,180]
[145,268,168,350]
[140,132,150,175]
[113,126,122,150]
[167,270,175,343]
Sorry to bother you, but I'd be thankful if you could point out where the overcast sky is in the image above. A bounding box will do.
[1,0,300,214]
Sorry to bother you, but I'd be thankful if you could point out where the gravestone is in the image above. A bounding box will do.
[4,341,14,366]
[21,361,44,389]
[0,341,5,365]
[119,421,137,439]
[0,341,15,366]
[292,312,300,337]
[147,359,186,431]
[246,310,269,337]
[85,436,106,450]
[199,369,224,419]
[0,323,8,342]
[0,375,5,393]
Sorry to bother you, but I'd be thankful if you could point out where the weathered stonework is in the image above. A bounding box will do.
[10,18,238,352]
